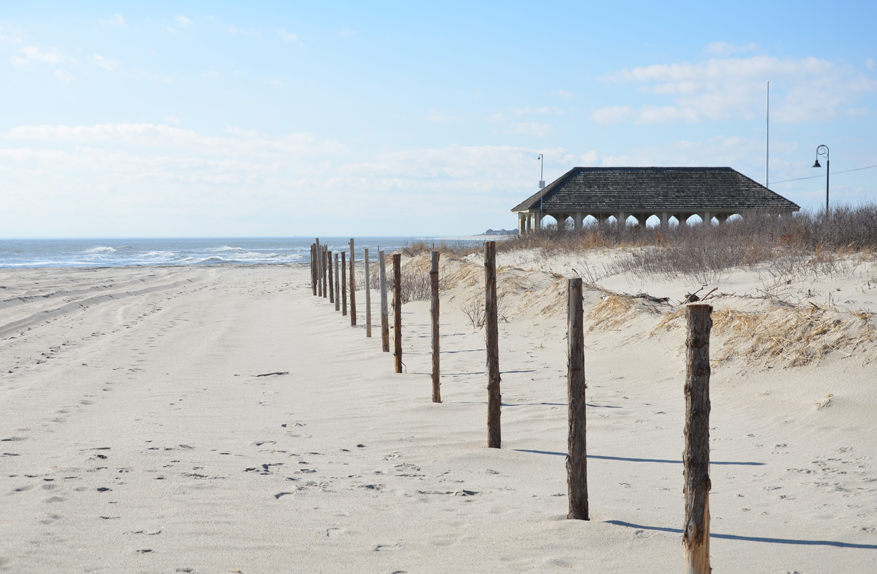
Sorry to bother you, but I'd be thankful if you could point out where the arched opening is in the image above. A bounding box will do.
[645,214,661,228]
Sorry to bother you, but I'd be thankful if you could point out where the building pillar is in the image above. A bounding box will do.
[537,212,544,230]
[526,213,532,233]
[518,213,526,235]
[616,211,626,226]
[574,212,583,231]
[701,211,712,225]
[716,213,729,224]
[660,212,669,228]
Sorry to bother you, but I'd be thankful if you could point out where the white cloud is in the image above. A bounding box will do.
[0,126,551,235]
[11,45,70,66]
[867,58,875,70]
[599,55,877,124]
[90,53,119,71]
[201,70,220,79]
[425,109,461,122]
[592,105,632,124]
[175,15,192,26]
[552,89,574,100]
[54,69,74,83]
[101,14,125,26]
[210,17,260,38]
[279,29,297,42]
[706,41,757,55]
[580,150,598,165]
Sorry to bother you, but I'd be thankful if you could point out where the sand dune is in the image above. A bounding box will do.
[1,255,875,572]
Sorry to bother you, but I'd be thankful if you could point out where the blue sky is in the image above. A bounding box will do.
[1,1,875,237]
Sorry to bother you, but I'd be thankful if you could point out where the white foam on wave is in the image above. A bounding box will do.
[212,246,245,252]
[85,246,116,254]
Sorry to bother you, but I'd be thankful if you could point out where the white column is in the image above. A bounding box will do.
[574,212,583,231]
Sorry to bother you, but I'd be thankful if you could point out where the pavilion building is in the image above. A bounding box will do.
[512,167,800,233]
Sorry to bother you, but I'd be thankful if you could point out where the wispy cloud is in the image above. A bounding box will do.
[209,16,260,38]
[54,69,74,83]
[10,45,71,66]
[867,58,875,70]
[551,89,574,100]
[90,53,119,71]
[509,121,555,137]
[592,105,632,124]
[706,41,758,55]
[101,14,125,26]
[201,70,220,79]
[279,29,297,42]
[175,15,192,26]
[596,54,877,124]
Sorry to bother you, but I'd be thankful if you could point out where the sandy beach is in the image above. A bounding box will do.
[2,252,876,573]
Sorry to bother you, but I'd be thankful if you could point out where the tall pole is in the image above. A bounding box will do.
[826,158,830,213]
[814,145,830,213]
[766,81,769,188]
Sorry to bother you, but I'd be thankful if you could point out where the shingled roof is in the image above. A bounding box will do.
[511,167,799,214]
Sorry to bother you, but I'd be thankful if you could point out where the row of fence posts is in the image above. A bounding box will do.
[309,239,713,573]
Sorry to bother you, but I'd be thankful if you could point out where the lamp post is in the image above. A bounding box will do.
[812,145,830,213]
[537,153,545,230]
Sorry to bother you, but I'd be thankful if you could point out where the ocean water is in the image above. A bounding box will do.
[0,237,477,269]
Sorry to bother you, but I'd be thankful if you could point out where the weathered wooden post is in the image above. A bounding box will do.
[310,244,316,296]
[364,248,372,337]
[430,251,441,403]
[683,304,713,574]
[341,251,347,317]
[349,239,357,326]
[322,245,328,298]
[567,277,588,520]
[315,239,322,297]
[328,250,334,303]
[393,253,402,373]
[484,241,501,448]
[334,253,340,312]
[379,250,389,352]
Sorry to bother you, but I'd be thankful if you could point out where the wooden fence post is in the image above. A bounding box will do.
[315,239,322,297]
[484,241,501,448]
[334,253,340,312]
[683,304,713,574]
[430,251,441,403]
[567,277,588,520]
[349,239,357,326]
[364,248,372,337]
[393,253,402,373]
[328,250,334,303]
[379,250,389,352]
[310,244,316,296]
[341,251,347,316]
[322,246,328,298]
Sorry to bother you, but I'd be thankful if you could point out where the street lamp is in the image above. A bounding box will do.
[812,145,830,213]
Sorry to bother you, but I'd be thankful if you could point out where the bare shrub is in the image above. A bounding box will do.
[460,292,510,329]
[504,205,877,282]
